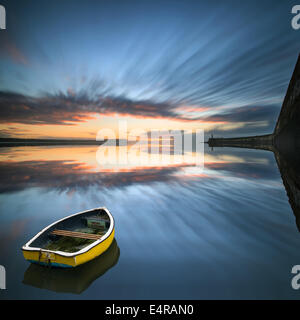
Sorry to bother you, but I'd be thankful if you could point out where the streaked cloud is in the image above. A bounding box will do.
[201,105,281,123]
[0,0,298,137]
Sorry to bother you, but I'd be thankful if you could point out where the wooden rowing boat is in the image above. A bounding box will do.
[22,207,115,268]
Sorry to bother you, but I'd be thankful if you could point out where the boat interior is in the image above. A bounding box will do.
[29,208,111,253]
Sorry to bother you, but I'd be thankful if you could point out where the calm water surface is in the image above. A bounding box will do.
[0,145,299,299]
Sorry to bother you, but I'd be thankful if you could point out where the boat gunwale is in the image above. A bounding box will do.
[22,207,114,258]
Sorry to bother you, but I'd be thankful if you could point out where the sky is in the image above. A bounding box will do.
[0,0,299,139]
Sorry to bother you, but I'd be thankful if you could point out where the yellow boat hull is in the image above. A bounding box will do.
[23,227,115,268]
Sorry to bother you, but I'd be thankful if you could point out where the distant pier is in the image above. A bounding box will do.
[208,134,274,151]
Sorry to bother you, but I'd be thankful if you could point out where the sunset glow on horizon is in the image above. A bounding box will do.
[0,112,233,140]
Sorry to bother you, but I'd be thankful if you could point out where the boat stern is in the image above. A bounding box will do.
[22,247,77,268]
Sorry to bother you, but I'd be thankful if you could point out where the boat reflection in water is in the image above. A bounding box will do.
[23,239,120,294]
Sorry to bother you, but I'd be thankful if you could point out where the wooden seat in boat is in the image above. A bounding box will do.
[51,229,103,240]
